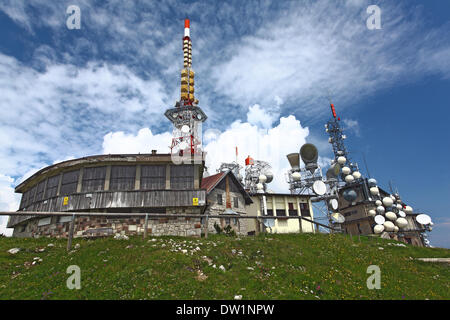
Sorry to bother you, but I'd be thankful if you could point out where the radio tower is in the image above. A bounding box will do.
[165,19,207,159]
[325,99,359,180]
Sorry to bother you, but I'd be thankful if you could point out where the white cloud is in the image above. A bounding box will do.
[102,128,173,154]
[0,174,21,236]
[101,105,311,193]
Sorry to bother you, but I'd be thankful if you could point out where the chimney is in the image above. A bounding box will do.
[151,150,157,155]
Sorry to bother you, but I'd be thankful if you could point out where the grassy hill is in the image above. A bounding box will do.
[1,233,449,300]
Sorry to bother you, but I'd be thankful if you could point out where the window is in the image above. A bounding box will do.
[266,209,274,216]
[141,165,166,189]
[38,217,51,226]
[35,180,46,201]
[233,197,239,208]
[225,218,231,225]
[45,175,60,198]
[170,164,194,189]
[82,166,106,192]
[60,170,80,196]
[276,209,286,217]
[59,216,73,223]
[110,166,136,191]
[288,202,298,216]
[217,193,223,205]
[300,202,310,217]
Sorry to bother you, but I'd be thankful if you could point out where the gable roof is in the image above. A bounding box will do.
[201,171,253,204]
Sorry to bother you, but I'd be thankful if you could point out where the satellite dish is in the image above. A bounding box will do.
[374,215,385,225]
[341,166,351,175]
[329,199,338,210]
[256,183,264,190]
[370,187,379,196]
[368,178,377,187]
[374,224,384,234]
[179,141,188,150]
[264,171,273,183]
[331,212,345,223]
[382,197,394,207]
[383,221,395,232]
[337,156,346,165]
[300,144,318,165]
[385,211,397,221]
[286,153,300,171]
[292,172,301,181]
[326,164,340,179]
[181,125,190,133]
[343,189,357,202]
[395,217,408,228]
[263,219,275,228]
[368,209,376,217]
[398,210,406,218]
[396,204,402,210]
[345,175,355,183]
[375,200,382,206]
[404,205,413,214]
[352,171,361,179]
[312,180,327,195]
[416,214,431,225]
[376,206,385,215]
[394,226,399,233]
[258,174,267,183]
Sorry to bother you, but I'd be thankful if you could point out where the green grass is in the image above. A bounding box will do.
[0,233,449,300]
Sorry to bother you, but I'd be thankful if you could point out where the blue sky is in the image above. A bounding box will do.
[0,0,448,247]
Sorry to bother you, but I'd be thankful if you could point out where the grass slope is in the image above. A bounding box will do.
[0,233,449,300]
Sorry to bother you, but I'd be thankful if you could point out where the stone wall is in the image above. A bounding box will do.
[12,208,205,238]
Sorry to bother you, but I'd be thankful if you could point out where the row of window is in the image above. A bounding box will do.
[20,164,195,209]
[216,193,240,208]
[265,202,310,217]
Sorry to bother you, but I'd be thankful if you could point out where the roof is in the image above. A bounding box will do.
[201,172,226,193]
[201,171,253,204]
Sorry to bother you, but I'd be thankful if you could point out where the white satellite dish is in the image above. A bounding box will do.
[374,224,384,234]
[331,212,345,223]
[374,215,385,225]
[329,199,338,210]
[337,156,346,165]
[375,200,382,206]
[312,180,327,195]
[398,210,406,218]
[263,219,275,228]
[416,214,432,225]
[341,166,351,175]
[181,125,190,133]
[179,141,188,150]
[385,211,397,221]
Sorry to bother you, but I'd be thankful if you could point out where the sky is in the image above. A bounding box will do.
[0,0,449,248]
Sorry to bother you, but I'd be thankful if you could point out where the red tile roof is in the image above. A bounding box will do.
[201,172,225,193]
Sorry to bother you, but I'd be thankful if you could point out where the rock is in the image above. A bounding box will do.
[74,244,80,249]
[246,267,254,270]
[378,247,384,250]
[234,295,242,300]
[47,243,54,247]
[196,270,208,281]
[126,245,133,249]
[219,265,226,272]
[7,248,20,255]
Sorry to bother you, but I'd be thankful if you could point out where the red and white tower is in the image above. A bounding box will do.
[165,19,207,162]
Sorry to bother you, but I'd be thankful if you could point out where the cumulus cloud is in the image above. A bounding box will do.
[0,175,21,236]
[101,104,311,193]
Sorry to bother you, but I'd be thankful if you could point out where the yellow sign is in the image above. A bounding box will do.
[63,197,69,206]
[192,198,199,206]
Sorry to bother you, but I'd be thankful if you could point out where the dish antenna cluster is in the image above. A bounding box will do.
[217,162,243,182]
[244,156,273,194]
[286,143,344,229]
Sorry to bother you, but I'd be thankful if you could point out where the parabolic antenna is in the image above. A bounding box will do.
[181,125,190,133]
[416,214,432,225]
[326,163,340,179]
[368,178,377,187]
[312,180,327,195]
[331,212,345,224]
[374,215,385,225]
[263,219,275,228]
[329,199,338,210]
[343,189,357,202]
[398,210,406,218]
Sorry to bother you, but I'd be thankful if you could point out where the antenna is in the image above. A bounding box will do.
[361,152,371,178]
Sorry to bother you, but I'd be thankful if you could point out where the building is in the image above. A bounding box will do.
[338,181,426,246]
[7,152,207,238]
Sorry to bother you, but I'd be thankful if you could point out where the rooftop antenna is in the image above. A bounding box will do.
[361,152,371,178]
